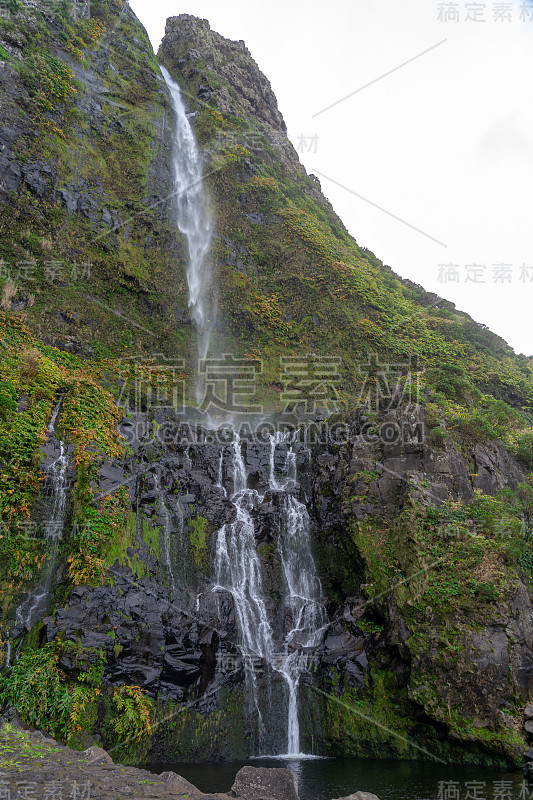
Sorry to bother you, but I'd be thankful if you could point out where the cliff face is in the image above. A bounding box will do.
[311,408,533,763]
[15,400,532,765]
[159,14,287,135]
[0,0,187,359]
[2,6,533,407]
[1,3,533,770]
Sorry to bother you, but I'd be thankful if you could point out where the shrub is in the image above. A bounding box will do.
[0,380,17,419]
[0,644,71,739]
[111,684,152,743]
[516,431,533,470]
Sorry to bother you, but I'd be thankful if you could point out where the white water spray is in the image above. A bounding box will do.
[161,66,214,399]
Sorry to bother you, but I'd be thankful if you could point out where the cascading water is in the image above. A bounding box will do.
[213,432,327,756]
[154,472,176,595]
[160,63,325,755]
[161,66,214,401]
[277,492,328,755]
[8,400,70,662]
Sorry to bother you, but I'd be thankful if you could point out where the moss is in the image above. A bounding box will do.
[188,515,210,571]
[141,518,159,557]
[0,723,61,771]
[141,685,248,762]
[319,662,520,766]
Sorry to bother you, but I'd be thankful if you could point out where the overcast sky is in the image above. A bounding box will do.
[129,0,533,356]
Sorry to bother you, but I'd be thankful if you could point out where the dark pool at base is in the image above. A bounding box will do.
[148,757,525,800]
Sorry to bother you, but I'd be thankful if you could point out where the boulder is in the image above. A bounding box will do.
[159,771,203,797]
[83,746,113,764]
[525,703,533,720]
[231,766,298,800]
[331,794,381,800]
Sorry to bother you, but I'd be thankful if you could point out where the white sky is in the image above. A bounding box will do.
[129,0,533,356]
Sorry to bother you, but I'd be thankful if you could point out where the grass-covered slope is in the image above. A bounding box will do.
[158,15,533,436]
[1,2,532,431]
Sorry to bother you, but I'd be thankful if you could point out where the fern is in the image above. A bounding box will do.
[111,684,152,743]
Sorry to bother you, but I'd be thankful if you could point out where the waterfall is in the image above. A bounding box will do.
[154,472,176,594]
[215,451,227,497]
[8,399,70,660]
[161,66,214,400]
[277,493,327,755]
[159,63,325,755]
[213,432,327,756]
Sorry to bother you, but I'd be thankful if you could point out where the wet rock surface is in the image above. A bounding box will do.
[0,725,233,799]
[230,765,299,800]
[0,725,387,799]
[32,405,533,763]
[331,794,381,800]
[42,418,324,723]
[310,408,533,759]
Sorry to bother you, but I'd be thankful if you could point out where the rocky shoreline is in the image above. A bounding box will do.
[0,721,377,800]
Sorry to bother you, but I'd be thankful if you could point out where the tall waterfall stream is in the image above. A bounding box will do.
[159,68,328,754]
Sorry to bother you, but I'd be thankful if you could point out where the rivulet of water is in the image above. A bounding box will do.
[8,399,70,662]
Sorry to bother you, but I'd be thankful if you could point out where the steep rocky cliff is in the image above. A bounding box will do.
[0,1,533,771]
[0,0,185,359]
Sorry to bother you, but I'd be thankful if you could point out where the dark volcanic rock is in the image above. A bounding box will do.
[231,766,299,800]
[331,794,381,800]
[159,15,287,134]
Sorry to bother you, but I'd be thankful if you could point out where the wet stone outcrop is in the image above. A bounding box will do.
[231,766,299,800]
[308,408,533,763]
[41,415,329,758]
[34,405,533,764]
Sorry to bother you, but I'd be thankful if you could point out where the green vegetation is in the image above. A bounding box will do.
[188,515,210,570]
[0,642,105,743]
[0,723,61,772]
[66,489,130,586]
[0,314,128,597]
[111,684,152,742]
[320,486,533,764]
[20,49,77,116]
[0,640,153,750]
[350,487,533,614]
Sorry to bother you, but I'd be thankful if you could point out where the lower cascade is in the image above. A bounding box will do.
[213,432,327,756]
[8,399,70,663]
